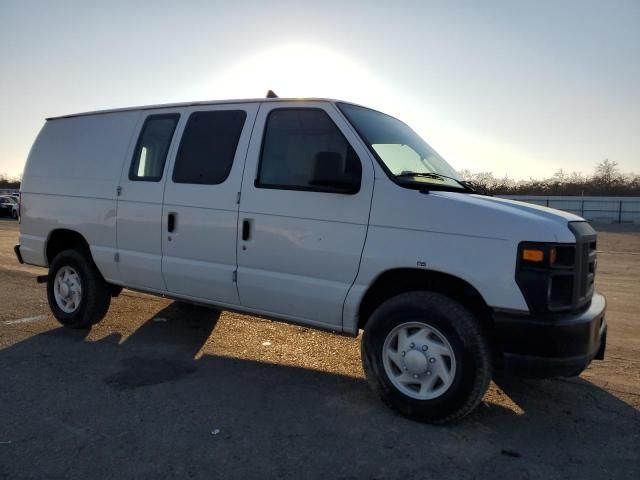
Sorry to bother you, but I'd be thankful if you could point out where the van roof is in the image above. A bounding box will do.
[46,97,351,120]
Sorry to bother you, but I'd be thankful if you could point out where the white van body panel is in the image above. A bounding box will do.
[19,111,140,281]
[160,103,259,305]
[236,102,375,329]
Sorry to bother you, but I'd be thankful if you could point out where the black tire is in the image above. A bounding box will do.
[361,291,492,424]
[12,210,18,219]
[47,249,111,329]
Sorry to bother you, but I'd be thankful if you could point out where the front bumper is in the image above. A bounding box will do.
[493,293,607,377]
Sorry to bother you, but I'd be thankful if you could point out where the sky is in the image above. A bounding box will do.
[1,0,638,179]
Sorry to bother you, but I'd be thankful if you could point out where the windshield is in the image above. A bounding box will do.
[337,103,465,191]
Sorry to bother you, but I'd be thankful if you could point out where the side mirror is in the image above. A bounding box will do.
[308,151,360,194]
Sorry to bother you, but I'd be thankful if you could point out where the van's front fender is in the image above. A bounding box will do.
[342,226,527,334]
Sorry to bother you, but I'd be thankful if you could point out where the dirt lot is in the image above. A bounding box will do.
[0,219,638,479]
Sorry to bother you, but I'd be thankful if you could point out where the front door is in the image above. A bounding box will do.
[236,102,374,329]
[160,104,258,306]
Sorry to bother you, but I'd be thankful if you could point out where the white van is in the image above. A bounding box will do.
[15,96,607,423]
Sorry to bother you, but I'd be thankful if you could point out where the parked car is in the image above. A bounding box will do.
[0,195,17,218]
[5,194,20,218]
[15,96,607,423]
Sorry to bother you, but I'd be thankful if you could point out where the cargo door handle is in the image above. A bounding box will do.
[242,219,251,241]
[168,212,176,233]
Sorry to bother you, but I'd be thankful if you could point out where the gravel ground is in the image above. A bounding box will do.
[0,218,638,479]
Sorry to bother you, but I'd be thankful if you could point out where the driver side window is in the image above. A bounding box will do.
[256,109,362,194]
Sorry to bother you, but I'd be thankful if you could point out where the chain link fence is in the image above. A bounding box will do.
[502,196,640,224]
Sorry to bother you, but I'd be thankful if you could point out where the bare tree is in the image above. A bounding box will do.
[457,160,639,196]
[0,173,22,189]
[594,158,619,187]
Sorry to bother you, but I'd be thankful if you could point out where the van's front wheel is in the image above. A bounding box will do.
[47,249,111,329]
[361,291,491,424]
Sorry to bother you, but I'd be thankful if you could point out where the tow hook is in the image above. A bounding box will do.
[36,275,48,284]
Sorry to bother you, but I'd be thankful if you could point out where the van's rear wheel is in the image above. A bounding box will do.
[361,291,491,424]
[47,249,111,329]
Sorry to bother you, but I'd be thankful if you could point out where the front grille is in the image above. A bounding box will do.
[570,222,597,310]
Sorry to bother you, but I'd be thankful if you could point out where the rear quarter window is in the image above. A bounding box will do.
[129,114,180,181]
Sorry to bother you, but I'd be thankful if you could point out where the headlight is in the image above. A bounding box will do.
[516,242,576,313]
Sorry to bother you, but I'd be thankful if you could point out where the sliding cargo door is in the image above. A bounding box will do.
[116,109,183,291]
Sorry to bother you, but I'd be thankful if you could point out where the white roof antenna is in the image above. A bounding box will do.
[266,90,278,99]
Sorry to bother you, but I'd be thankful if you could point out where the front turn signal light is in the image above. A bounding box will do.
[522,248,544,262]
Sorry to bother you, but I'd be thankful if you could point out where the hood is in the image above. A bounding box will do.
[369,183,581,243]
[466,195,583,223]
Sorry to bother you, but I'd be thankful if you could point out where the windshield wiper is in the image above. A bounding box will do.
[396,171,475,192]
[460,180,490,195]
[396,171,446,180]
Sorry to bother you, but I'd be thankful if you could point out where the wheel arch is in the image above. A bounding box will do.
[357,268,493,332]
[46,228,92,265]
[45,228,121,296]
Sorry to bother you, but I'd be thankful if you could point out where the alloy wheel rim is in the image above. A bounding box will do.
[382,321,457,400]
